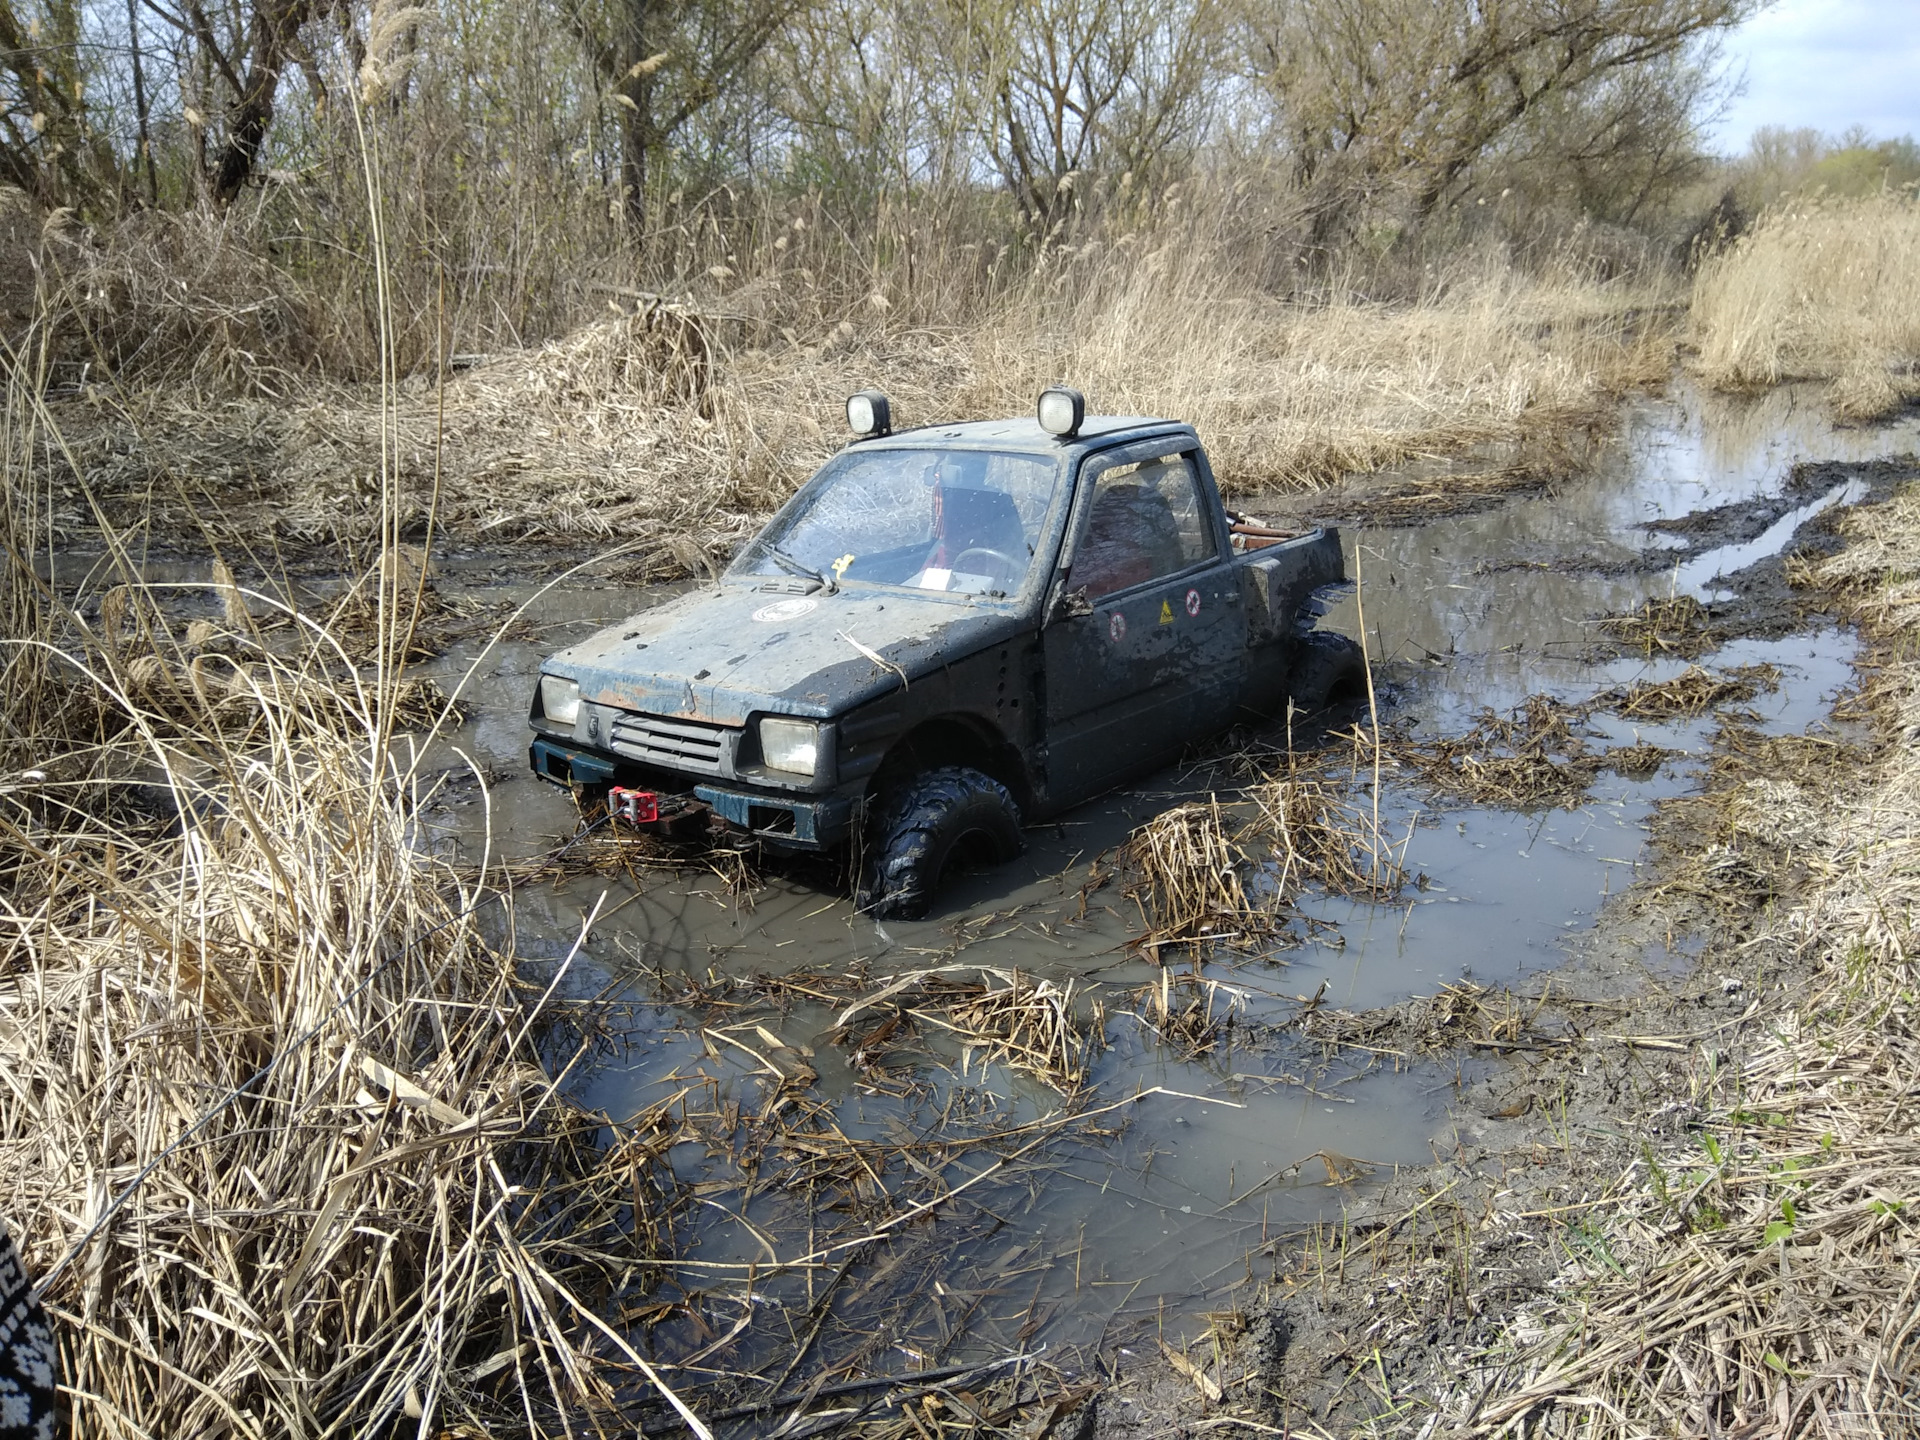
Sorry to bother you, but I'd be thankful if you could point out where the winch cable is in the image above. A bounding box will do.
[35,808,617,1296]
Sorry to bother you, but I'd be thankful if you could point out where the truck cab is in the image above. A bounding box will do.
[529,387,1357,916]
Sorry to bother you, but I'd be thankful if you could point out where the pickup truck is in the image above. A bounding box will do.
[528,386,1361,917]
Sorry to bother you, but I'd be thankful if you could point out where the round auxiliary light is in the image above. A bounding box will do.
[1037,385,1085,437]
[846,389,891,437]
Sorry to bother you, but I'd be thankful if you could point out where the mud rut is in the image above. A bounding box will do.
[373,379,1920,1434]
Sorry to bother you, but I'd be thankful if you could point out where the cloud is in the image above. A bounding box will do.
[1708,0,1920,153]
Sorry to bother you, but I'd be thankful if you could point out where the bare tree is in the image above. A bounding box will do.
[1238,0,1761,242]
[566,0,803,229]
[0,0,120,205]
[932,0,1223,231]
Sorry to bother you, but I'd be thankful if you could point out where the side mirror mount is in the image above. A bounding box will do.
[1045,573,1094,626]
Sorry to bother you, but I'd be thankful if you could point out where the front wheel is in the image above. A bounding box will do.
[1290,631,1368,712]
[856,767,1025,920]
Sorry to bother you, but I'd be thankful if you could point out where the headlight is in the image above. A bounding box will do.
[1037,384,1085,437]
[846,389,891,437]
[539,674,580,727]
[759,717,819,777]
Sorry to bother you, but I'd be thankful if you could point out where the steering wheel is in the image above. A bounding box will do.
[951,547,1022,589]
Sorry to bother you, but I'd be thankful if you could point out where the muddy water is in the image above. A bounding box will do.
[416,378,1916,1381]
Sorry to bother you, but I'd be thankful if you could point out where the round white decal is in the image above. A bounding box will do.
[752,596,818,624]
[1108,610,1126,642]
[1185,587,1202,617]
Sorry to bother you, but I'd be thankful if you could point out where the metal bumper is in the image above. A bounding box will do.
[530,738,855,849]
[530,737,617,787]
[694,785,856,848]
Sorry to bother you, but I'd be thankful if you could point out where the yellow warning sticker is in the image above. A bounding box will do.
[1159,599,1175,625]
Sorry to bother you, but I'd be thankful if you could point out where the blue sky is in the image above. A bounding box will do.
[1707,0,1920,154]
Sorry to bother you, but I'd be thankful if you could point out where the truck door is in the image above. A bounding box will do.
[1041,447,1245,804]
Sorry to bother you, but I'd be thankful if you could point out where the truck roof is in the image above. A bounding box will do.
[850,414,1193,456]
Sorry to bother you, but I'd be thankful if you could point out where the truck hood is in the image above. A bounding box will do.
[550,584,1030,725]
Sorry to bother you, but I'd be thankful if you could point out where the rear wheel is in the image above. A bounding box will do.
[1291,631,1368,712]
[857,767,1025,920]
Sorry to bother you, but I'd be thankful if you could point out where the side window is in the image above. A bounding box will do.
[1070,453,1215,599]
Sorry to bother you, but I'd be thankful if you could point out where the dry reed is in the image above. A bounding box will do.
[1399,695,1606,809]
[27,206,1680,581]
[1601,662,1778,719]
[0,502,667,1435]
[1691,191,1920,419]
[1597,592,1715,657]
[1120,799,1281,955]
[0,168,695,1436]
[1244,775,1409,898]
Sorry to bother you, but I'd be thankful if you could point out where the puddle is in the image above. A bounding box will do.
[404,377,1910,1378]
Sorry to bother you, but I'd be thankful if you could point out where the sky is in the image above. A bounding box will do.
[1707,0,1920,154]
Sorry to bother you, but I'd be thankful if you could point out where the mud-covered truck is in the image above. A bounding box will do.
[529,386,1361,917]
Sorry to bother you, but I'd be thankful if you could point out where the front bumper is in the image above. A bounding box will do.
[529,738,856,849]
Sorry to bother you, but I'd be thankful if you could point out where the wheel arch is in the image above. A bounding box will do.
[868,714,1034,813]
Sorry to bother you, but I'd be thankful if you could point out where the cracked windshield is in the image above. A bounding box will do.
[4,3,1917,1439]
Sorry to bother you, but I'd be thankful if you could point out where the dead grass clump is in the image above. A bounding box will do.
[1650,841,1777,916]
[1302,981,1567,1058]
[1806,480,1920,630]
[1597,592,1715,657]
[1691,191,1920,420]
[937,971,1092,1093]
[823,966,1097,1093]
[1121,799,1281,954]
[1133,971,1245,1059]
[1244,775,1409,898]
[1403,695,1603,808]
[1604,739,1672,778]
[1601,662,1778,719]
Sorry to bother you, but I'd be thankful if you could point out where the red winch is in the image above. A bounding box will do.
[608,786,660,825]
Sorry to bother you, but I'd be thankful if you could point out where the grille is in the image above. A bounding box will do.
[608,712,731,774]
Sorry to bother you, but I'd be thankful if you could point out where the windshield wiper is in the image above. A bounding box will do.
[765,545,833,592]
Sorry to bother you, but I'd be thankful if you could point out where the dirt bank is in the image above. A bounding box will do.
[1088,457,1920,1437]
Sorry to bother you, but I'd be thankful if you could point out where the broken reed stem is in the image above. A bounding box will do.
[1353,538,1383,890]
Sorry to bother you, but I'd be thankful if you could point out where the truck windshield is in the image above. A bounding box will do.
[733,449,1061,597]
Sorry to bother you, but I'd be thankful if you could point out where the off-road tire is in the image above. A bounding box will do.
[1291,631,1368,712]
[857,767,1025,920]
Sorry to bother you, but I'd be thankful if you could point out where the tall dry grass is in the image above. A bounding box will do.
[1691,191,1920,419]
[0,200,687,1440]
[90,222,1667,579]
[15,179,1679,581]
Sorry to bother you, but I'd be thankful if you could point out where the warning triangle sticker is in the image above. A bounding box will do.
[1159,599,1174,624]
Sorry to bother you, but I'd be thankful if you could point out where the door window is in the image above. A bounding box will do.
[1070,453,1214,600]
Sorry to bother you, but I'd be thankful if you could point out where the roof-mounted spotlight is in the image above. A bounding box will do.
[846,389,892,438]
[1037,385,1085,438]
